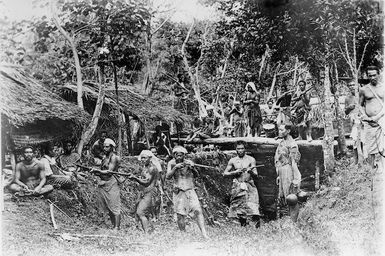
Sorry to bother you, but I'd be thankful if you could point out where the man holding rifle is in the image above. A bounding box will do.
[128,150,160,233]
[291,80,312,141]
[91,138,121,230]
[223,141,261,228]
[166,146,209,239]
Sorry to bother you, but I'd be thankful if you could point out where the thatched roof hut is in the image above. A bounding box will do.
[0,65,89,147]
[60,82,191,129]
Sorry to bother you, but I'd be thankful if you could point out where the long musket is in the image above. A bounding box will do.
[76,164,133,177]
[194,163,265,170]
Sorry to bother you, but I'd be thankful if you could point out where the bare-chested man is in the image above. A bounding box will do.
[166,146,208,239]
[359,65,385,234]
[291,80,312,141]
[128,150,160,233]
[93,138,121,230]
[244,82,262,137]
[223,141,260,228]
[8,146,54,196]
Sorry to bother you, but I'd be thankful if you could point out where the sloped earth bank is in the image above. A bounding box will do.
[298,158,382,256]
[2,157,381,256]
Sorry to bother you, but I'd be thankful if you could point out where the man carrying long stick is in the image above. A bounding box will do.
[223,141,261,228]
[93,138,121,230]
[166,146,209,239]
[128,150,160,233]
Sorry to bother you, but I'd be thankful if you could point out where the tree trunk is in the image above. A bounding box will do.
[50,0,83,109]
[77,65,106,154]
[125,113,133,156]
[181,20,207,118]
[142,31,152,95]
[258,44,270,80]
[333,62,347,155]
[267,64,279,101]
[72,43,84,110]
[322,64,335,172]
[113,63,122,156]
[293,56,299,92]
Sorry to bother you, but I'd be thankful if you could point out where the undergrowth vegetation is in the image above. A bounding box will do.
[297,157,379,256]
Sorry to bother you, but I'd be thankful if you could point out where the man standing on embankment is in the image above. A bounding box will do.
[359,65,385,235]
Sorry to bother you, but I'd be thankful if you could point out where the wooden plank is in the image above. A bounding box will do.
[174,136,354,147]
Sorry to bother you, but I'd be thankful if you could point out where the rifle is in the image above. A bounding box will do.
[291,87,313,104]
[187,163,265,170]
[76,164,133,177]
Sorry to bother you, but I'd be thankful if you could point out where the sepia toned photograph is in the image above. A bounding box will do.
[0,0,384,255]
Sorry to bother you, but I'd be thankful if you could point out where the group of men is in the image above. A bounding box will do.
[5,128,302,239]
[7,141,81,196]
[97,135,302,237]
[4,64,383,238]
[186,79,312,141]
[228,80,312,140]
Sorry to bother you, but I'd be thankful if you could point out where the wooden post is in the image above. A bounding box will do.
[333,62,347,155]
[322,64,335,172]
[113,63,122,157]
[315,160,320,190]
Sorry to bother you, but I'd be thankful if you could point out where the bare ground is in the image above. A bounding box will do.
[2,158,382,256]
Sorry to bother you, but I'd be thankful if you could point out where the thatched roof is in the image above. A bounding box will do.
[0,65,89,127]
[61,82,192,126]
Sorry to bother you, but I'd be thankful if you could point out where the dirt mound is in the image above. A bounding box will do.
[297,157,380,255]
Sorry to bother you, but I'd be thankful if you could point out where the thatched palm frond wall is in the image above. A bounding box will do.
[0,64,90,148]
[0,65,89,127]
[61,82,192,130]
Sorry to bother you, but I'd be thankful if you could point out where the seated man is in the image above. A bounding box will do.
[263,99,277,124]
[57,141,81,175]
[187,105,220,142]
[91,131,107,165]
[8,146,53,196]
[40,143,75,189]
[3,152,14,189]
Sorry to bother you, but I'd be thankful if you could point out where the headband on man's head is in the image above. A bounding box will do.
[245,82,257,92]
[366,65,379,72]
[173,146,187,154]
[103,138,116,147]
[138,150,154,160]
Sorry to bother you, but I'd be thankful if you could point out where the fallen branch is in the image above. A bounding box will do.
[50,203,58,230]
[70,233,124,239]
[47,199,75,223]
